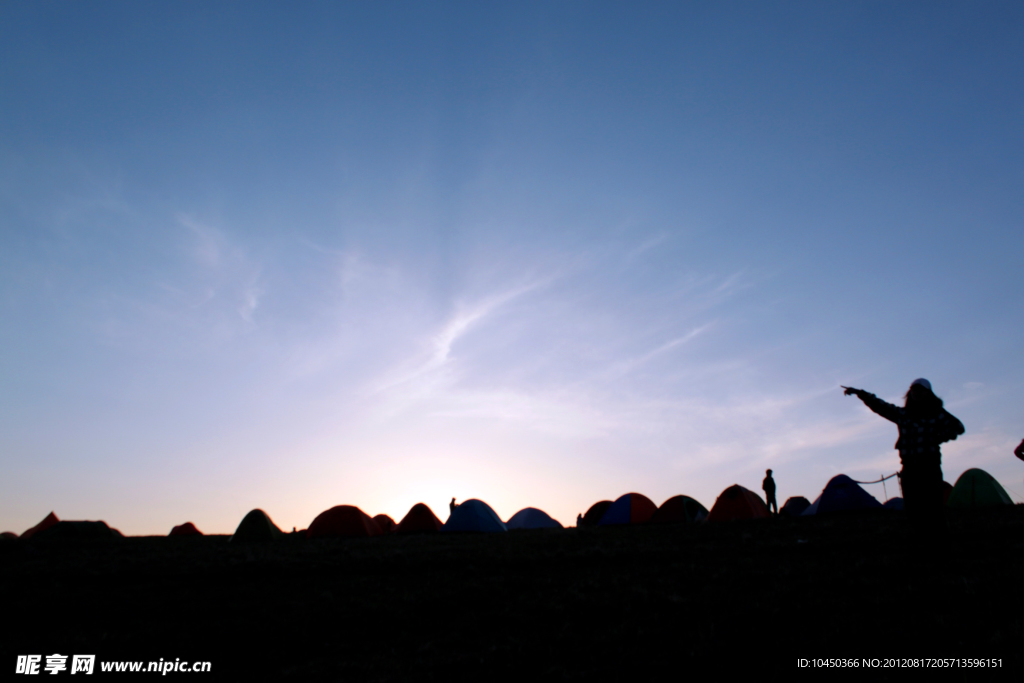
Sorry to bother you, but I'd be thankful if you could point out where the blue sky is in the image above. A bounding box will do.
[2,2,1022,534]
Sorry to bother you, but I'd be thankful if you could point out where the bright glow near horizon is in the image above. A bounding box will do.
[2,3,1023,535]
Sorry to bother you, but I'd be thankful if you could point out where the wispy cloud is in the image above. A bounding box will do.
[177,214,263,324]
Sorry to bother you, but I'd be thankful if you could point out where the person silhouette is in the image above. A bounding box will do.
[843,379,964,525]
[449,497,458,515]
[762,469,778,514]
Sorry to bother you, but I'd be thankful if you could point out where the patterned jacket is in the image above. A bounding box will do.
[856,391,964,469]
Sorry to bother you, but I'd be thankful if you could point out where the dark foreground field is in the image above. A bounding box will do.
[4,507,1022,680]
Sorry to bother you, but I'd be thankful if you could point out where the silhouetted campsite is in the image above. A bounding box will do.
[4,467,1021,678]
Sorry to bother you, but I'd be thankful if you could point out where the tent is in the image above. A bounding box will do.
[946,469,1014,508]
[169,522,203,536]
[230,509,284,542]
[21,512,59,540]
[307,505,383,539]
[0,532,17,541]
[506,507,563,530]
[443,499,507,533]
[580,501,612,527]
[598,493,658,526]
[707,485,770,522]
[650,495,709,524]
[372,514,397,534]
[396,503,444,534]
[802,475,882,515]
[883,497,904,511]
[32,521,123,540]
[779,496,810,518]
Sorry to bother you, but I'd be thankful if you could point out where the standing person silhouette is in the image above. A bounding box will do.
[762,469,778,515]
[842,379,964,525]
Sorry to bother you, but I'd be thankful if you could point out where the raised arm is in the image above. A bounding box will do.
[1015,439,1024,461]
[842,386,901,423]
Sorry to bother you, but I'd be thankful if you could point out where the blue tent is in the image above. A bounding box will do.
[802,475,883,515]
[506,507,563,530]
[443,499,507,533]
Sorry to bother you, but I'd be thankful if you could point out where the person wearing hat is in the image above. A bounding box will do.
[842,379,964,523]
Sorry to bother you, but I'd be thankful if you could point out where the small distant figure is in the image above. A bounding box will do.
[576,513,583,527]
[450,497,458,514]
[1015,439,1024,462]
[762,469,778,515]
[843,379,964,526]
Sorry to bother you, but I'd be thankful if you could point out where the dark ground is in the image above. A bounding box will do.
[4,507,1022,680]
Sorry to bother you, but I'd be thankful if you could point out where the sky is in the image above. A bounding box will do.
[2,1,1022,535]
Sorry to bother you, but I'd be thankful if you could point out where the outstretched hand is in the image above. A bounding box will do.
[1015,439,1024,461]
[841,386,861,397]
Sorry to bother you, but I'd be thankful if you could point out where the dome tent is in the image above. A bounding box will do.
[598,493,657,526]
[506,507,563,530]
[707,485,770,522]
[802,475,882,516]
[946,469,1013,508]
[396,503,444,534]
[443,499,507,533]
[307,505,383,539]
[650,495,709,524]
[579,500,612,527]
[231,509,284,542]
[780,496,811,517]
[169,522,203,536]
[372,514,397,534]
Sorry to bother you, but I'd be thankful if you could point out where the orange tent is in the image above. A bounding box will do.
[307,505,382,539]
[169,522,203,536]
[707,484,770,522]
[396,503,443,534]
[372,514,397,534]
[21,512,59,539]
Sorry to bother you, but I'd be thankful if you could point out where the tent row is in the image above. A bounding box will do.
[3,468,1013,542]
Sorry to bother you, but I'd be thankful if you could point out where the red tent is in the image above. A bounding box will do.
[707,485,770,522]
[21,512,59,539]
[307,505,383,539]
[372,514,397,534]
[169,522,203,536]
[396,503,444,534]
